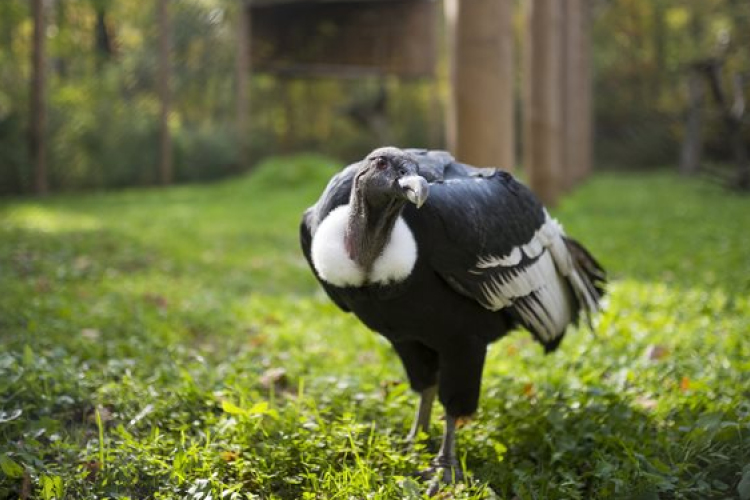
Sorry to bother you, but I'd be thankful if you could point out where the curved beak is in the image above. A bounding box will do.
[398,175,429,208]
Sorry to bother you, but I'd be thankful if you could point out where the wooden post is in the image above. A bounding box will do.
[577,0,593,184]
[560,0,573,190]
[236,0,251,171]
[679,70,703,176]
[562,0,593,188]
[157,0,173,185]
[31,0,48,195]
[730,73,749,189]
[523,0,563,205]
[446,0,514,170]
[700,59,750,190]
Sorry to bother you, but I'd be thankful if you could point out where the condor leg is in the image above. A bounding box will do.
[392,340,439,441]
[424,339,487,494]
[408,384,437,442]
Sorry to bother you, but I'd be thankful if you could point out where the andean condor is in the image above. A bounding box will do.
[299,147,606,491]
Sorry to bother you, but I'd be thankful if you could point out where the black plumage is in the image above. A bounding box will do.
[300,147,606,489]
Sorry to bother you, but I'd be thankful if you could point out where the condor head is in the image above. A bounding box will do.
[354,147,430,209]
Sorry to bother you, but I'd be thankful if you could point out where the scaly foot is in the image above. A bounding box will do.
[415,457,464,496]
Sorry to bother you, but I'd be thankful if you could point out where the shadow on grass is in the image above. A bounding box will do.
[466,384,748,499]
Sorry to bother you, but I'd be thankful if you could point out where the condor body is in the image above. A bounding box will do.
[299,147,606,486]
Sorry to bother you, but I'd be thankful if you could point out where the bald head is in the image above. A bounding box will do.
[353,147,429,209]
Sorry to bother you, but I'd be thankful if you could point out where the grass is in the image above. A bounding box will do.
[1,156,749,499]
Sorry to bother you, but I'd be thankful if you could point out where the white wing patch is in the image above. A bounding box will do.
[473,211,575,341]
[311,204,417,287]
[475,246,522,268]
[476,212,563,270]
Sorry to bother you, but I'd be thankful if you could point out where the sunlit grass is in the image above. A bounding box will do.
[1,205,102,233]
[1,161,748,499]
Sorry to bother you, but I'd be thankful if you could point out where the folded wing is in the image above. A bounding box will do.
[414,168,603,347]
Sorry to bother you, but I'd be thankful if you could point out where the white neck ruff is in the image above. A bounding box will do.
[310,204,417,287]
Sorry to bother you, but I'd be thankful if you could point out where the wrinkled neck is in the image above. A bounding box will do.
[345,188,404,274]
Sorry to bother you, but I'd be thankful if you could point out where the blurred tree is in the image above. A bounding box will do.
[92,0,115,70]
[700,59,749,189]
[446,0,514,170]
[157,0,173,185]
[343,82,390,146]
[679,66,704,176]
[30,0,48,195]
[235,0,251,171]
[2,0,748,194]
[0,1,29,194]
[561,0,593,189]
[523,0,562,205]
[592,0,750,170]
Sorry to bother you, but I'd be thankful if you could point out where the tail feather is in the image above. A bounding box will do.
[564,237,607,329]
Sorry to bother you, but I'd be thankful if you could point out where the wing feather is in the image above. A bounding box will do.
[406,169,595,346]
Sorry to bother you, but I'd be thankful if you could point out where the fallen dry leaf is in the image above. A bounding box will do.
[143,293,169,310]
[262,315,281,326]
[522,382,536,398]
[644,344,670,361]
[260,367,288,389]
[456,416,473,428]
[248,333,269,348]
[220,450,240,462]
[34,277,51,293]
[81,328,100,340]
[74,255,93,272]
[380,379,402,398]
[357,350,378,364]
[21,469,31,499]
[634,395,658,411]
[82,460,101,481]
[680,376,692,392]
[88,405,114,424]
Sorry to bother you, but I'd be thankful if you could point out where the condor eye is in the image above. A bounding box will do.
[374,158,388,170]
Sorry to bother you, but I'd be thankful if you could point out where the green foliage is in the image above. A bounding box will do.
[0,0,244,194]
[6,0,750,192]
[0,0,442,194]
[249,153,340,190]
[593,0,750,168]
[48,75,159,188]
[1,160,749,499]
